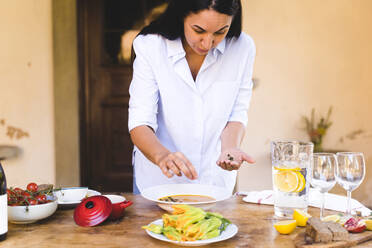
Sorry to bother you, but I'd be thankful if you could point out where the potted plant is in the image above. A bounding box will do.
[302,107,333,152]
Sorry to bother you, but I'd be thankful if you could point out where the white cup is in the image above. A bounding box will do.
[55,187,88,202]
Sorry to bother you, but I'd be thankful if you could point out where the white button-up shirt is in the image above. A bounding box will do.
[128,32,255,193]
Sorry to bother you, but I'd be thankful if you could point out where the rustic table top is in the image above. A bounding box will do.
[2,194,372,248]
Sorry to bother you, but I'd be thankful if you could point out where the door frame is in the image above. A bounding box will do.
[77,0,135,190]
[77,0,93,187]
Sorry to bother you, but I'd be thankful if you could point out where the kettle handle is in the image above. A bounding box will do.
[119,200,133,209]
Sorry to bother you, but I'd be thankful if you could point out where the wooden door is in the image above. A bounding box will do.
[78,0,167,192]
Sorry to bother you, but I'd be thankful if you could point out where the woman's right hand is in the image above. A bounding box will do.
[156,152,198,180]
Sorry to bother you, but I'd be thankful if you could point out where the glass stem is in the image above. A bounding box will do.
[346,190,352,216]
[320,192,325,219]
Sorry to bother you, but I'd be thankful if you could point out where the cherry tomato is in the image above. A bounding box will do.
[36,194,47,203]
[22,191,31,198]
[7,189,14,196]
[28,199,38,205]
[27,182,38,193]
[14,187,23,194]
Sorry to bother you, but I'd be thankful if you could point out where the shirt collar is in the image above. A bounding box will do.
[166,37,226,62]
[214,38,226,56]
[166,38,185,63]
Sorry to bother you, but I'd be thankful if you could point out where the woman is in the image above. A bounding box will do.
[128,0,255,194]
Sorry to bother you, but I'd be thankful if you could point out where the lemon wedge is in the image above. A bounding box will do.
[274,220,297,234]
[293,209,311,226]
[322,215,341,223]
[274,171,299,193]
[364,219,372,231]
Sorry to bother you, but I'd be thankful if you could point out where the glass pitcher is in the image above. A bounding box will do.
[271,140,313,217]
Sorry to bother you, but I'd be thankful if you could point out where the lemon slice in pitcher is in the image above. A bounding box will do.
[274,171,299,193]
[274,166,301,172]
[294,172,306,193]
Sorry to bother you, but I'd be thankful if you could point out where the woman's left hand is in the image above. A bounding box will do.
[216,148,255,171]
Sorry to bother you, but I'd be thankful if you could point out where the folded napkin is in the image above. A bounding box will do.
[237,188,372,216]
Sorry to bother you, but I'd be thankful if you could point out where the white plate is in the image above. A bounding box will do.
[57,189,101,205]
[145,219,238,246]
[141,184,231,212]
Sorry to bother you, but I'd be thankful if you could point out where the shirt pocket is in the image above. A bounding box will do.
[206,80,240,120]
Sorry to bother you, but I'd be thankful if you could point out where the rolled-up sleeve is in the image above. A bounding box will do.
[228,37,256,127]
[128,35,159,132]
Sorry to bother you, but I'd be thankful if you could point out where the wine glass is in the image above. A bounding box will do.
[335,152,366,216]
[311,153,337,218]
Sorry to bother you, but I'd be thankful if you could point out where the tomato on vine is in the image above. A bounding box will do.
[7,182,55,206]
[28,199,38,205]
[36,194,47,203]
[14,187,23,194]
[27,182,38,192]
[22,191,31,198]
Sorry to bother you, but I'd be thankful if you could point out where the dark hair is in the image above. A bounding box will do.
[139,0,242,40]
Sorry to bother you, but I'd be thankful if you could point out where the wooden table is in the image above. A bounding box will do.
[2,194,372,248]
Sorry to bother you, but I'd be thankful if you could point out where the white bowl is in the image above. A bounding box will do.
[8,200,58,224]
[57,189,101,206]
[54,187,88,202]
[141,184,231,212]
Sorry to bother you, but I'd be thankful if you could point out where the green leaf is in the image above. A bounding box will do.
[310,108,315,130]
[206,212,223,219]
[219,218,231,232]
[325,106,333,124]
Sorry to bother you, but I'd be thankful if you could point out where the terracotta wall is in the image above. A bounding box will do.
[0,0,80,189]
[239,0,372,207]
[52,0,80,187]
[0,0,55,187]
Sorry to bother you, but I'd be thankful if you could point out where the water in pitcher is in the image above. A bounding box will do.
[272,160,310,217]
[271,141,313,217]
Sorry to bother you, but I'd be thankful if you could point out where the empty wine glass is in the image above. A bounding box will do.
[336,152,366,216]
[311,153,337,218]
